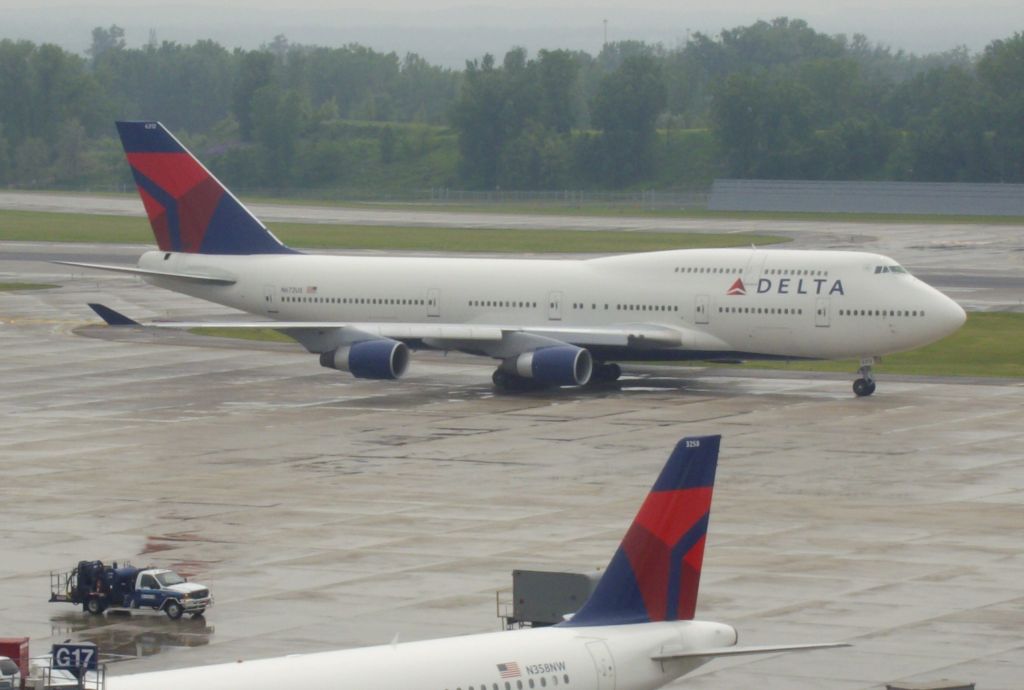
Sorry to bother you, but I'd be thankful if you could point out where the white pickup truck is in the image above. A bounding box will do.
[51,560,213,619]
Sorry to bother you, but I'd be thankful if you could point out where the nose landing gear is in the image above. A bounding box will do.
[853,358,876,397]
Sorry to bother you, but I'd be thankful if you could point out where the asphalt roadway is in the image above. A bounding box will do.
[1,196,1023,689]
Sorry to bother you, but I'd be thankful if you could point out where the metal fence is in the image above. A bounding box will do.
[709,179,1024,216]
[414,188,709,209]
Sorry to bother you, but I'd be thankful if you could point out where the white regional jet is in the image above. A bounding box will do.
[106,435,847,690]
[64,122,966,396]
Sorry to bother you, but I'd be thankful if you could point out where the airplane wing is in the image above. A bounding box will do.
[84,304,690,348]
[54,261,236,285]
[651,642,850,661]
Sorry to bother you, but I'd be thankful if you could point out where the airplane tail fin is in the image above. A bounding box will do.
[563,435,720,627]
[115,121,296,256]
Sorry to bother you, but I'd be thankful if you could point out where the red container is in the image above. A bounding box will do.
[0,638,28,690]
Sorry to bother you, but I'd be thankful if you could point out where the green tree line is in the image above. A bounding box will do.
[1,19,1022,192]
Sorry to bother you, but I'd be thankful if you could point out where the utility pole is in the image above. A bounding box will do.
[603,19,608,47]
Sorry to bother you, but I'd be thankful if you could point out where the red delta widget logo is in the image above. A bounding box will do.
[726,277,845,296]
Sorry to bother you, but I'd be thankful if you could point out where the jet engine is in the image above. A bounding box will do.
[510,345,593,386]
[319,339,410,380]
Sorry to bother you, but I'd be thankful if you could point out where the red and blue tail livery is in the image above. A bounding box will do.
[115,121,296,255]
[564,435,720,627]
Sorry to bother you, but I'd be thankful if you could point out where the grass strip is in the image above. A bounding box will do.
[189,313,1024,379]
[0,209,788,253]
[0,282,59,291]
[737,312,1024,378]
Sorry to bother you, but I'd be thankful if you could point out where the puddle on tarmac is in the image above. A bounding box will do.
[49,610,213,665]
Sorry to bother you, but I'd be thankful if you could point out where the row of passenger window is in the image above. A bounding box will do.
[674,267,829,277]
[763,268,828,276]
[283,296,427,305]
[675,267,741,274]
[719,306,805,315]
[839,308,926,317]
[618,304,679,312]
[468,300,539,308]
[569,303,679,312]
[448,675,570,690]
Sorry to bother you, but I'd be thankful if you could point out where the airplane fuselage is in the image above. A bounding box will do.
[109,620,737,690]
[140,247,965,362]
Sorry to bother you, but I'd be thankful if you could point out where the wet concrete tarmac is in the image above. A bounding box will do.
[1,226,1023,689]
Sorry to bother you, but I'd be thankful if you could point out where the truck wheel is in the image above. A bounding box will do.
[165,601,184,620]
[86,597,107,615]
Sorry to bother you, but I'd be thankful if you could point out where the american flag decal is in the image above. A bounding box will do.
[306,286,318,294]
[497,662,521,678]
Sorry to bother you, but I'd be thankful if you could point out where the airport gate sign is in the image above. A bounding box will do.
[52,642,98,679]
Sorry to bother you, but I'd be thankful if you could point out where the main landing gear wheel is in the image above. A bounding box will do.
[492,369,540,392]
[590,362,622,384]
[853,359,876,397]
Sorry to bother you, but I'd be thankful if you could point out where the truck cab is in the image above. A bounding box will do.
[50,561,213,620]
[129,568,211,619]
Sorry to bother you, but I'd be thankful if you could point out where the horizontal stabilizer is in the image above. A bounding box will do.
[54,260,236,285]
[88,303,140,326]
[652,642,850,661]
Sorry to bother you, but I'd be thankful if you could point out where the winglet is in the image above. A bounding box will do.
[562,435,720,627]
[88,303,140,326]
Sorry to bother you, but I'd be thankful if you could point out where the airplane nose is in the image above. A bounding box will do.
[943,296,967,333]
[918,282,967,343]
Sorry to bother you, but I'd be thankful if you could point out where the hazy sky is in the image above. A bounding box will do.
[3,0,1022,66]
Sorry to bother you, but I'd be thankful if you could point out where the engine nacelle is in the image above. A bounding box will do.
[319,339,410,380]
[513,345,592,386]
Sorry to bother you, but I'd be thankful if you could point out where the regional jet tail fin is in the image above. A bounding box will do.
[562,435,720,627]
[115,121,297,256]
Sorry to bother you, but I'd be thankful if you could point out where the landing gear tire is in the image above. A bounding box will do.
[165,601,184,620]
[86,597,107,615]
[853,378,876,397]
[590,362,622,384]
[492,369,512,391]
[492,369,538,392]
[853,358,877,397]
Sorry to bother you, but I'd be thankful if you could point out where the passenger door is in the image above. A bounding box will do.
[263,285,278,315]
[695,294,710,325]
[426,288,441,318]
[547,291,563,321]
[134,574,163,608]
[586,640,616,690]
[815,296,831,327]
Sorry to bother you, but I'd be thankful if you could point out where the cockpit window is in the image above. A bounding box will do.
[874,265,908,274]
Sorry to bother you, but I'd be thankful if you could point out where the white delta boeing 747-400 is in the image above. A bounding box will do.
[65,122,966,396]
[107,435,847,690]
